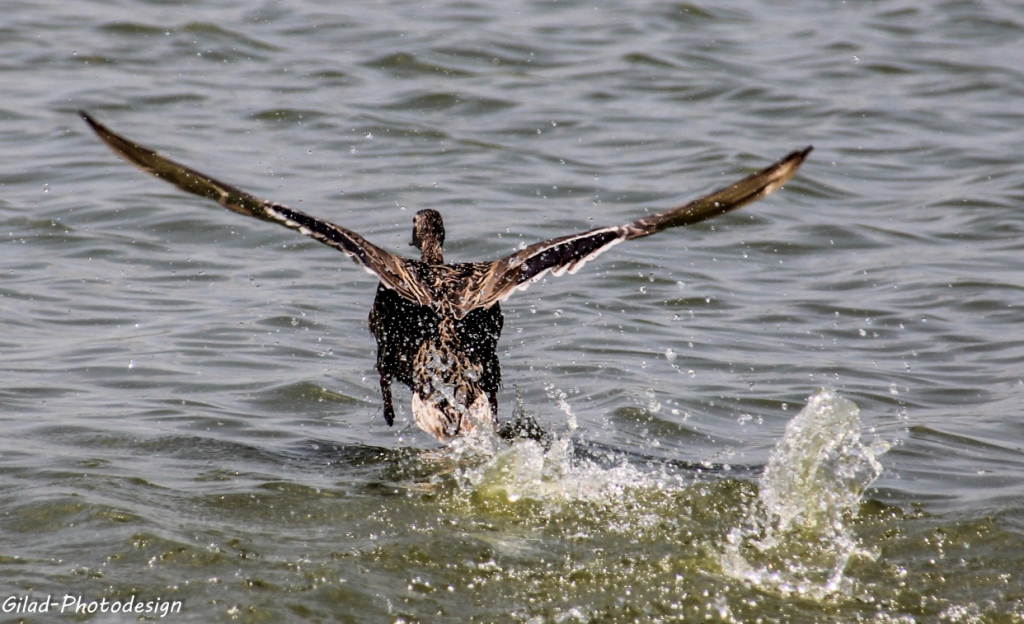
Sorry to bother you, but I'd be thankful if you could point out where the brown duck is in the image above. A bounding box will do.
[80,111,810,442]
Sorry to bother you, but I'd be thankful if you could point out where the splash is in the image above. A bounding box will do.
[444,387,888,601]
[720,388,888,598]
[458,436,653,508]
[446,398,676,521]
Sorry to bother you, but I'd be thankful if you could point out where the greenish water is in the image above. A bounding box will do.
[3,0,1024,621]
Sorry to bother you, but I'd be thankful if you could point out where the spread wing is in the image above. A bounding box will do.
[454,146,812,316]
[80,111,433,307]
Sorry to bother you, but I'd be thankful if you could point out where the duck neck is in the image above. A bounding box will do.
[419,241,444,265]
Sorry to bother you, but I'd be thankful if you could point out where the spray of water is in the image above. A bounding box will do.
[450,392,656,509]
[720,388,889,598]
[443,387,886,600]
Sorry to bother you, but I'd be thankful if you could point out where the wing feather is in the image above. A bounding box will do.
[459,146,811,315]
[82,110,810,321]
[80,111,431,307]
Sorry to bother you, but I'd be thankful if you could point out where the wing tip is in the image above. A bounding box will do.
[769,145,812,188]
[78,110,130,155]
[790,145,813,165]
[79,109,102,133]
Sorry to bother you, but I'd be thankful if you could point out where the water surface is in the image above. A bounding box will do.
[3,0,1024,621]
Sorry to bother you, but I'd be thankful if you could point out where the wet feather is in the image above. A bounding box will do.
[80,111,810,442]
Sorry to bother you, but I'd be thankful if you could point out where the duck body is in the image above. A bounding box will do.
[369,278,503,440]
[366,209,505,439]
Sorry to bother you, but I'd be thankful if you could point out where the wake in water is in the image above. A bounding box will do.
[285,387,888,603]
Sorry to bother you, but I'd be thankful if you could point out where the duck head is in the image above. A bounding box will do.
[410,209,445,264]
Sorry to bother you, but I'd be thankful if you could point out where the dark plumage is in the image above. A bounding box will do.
[369,283,503,439]
[80,111,811,442]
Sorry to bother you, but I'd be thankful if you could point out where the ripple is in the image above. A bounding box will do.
[5,0,1024,619]
[363,52,473,78]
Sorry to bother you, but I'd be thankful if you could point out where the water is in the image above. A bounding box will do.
[3,0,1024,621]
[722,389,886,600]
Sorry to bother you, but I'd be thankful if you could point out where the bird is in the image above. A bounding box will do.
[80,111,810,442]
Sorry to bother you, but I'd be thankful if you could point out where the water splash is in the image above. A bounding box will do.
[448,389,684,512]
[458,436,652,508]
[543,382,578,431]
[720,388,888,598]
[442,387,888,602]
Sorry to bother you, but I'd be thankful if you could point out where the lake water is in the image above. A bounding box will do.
[3,0,1024,621]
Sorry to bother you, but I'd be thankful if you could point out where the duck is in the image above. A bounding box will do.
[80,111,810,442]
